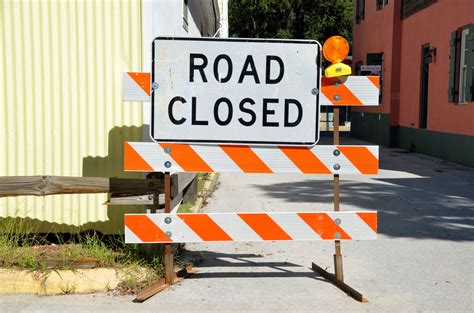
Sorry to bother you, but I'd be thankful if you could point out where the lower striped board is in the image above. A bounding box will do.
[124,212,377,243]
[125,142,379,174]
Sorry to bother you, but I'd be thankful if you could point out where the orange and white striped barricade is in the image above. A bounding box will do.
[121,36,381,302]
[122,72,150,102]
[123,72,380,107]
[124,142,378,175]
[125,212,377,243]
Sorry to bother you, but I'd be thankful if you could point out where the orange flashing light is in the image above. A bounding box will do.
[322,36,351,78]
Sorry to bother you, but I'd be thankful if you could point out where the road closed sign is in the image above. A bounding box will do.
[151,37,321,145]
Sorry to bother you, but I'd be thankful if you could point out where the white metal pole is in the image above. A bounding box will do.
[220,0,229,37]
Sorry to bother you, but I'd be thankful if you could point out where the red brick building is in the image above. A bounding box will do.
[351,0,474,166]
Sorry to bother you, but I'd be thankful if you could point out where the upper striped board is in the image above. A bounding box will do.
[124,211,378,243]
[124,142,379,174]
[123,72,380,106]
[123,72,150,102]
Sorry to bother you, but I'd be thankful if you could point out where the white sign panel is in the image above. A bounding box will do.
[151,37,321,145]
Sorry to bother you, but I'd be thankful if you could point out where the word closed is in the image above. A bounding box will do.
[151,37,321,145]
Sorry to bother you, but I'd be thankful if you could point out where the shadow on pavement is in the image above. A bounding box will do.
[252,139,474,242]
[183,250,328,281]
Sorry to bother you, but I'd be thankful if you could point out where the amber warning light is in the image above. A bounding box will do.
[323,36,352,78]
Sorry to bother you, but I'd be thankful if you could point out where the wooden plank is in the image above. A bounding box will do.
[108,177,164,196]
[0,176,164,197]
[107,192,182,209]
[43,257,99,269]
[106,194,155,206]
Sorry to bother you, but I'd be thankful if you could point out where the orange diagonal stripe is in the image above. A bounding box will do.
[367,76,380,89]
[178,214,232,241]
[338,146,378,174]
[280,146,331,174]
[238,213,292,240]
[297,213,351,240]
[321,77,362,106]
[124,142,153,171]
[124,215,171,242]
[220,145,272,173]
[128,72,150,96]
[356,212,378,233]
[160,143,213,172]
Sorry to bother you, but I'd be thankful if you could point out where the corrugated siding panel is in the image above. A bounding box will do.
[0,0,145,233]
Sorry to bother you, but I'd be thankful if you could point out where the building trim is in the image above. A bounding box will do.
[351,112,474,167]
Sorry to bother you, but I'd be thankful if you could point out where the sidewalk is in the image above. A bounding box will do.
[1,138,473,312]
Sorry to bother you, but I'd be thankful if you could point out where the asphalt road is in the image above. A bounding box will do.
[1,138,473,312]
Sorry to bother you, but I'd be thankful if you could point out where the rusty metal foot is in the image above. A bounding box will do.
[134,265,195,302]
[311,262,368,303]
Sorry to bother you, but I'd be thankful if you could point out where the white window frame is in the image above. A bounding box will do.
[459,28,469,104]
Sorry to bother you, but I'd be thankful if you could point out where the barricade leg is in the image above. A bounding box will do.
[333,109,344,281]
[310,107,368,302]
[134,172,195,302]
[164,172,174,284]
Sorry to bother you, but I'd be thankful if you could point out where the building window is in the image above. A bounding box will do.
[449,24,474,104]
[459,29,470,104]
[376,0,388,10]
[355,0,365,24]
[367,53,384,103]
[401,0,437,20]
[355,61,363,75]
[183,0,189,32]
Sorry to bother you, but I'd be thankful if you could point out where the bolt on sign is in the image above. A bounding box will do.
[151,37,321,146]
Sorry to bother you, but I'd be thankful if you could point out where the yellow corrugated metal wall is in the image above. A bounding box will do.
[0,0,145,233]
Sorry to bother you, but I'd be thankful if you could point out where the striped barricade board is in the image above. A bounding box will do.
[125,212,377,243]
[123,72,150,102]
[124,142,379,174]
[123,72,380,107]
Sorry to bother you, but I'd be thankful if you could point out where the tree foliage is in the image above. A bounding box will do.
[229,0,353,43]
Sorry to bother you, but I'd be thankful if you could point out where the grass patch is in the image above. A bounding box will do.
[197,173,217,207]
[0,174,218,292]
[177,173,216,213]
[197,173,213,194]
[177,202,194,213]
[0,218,178,294]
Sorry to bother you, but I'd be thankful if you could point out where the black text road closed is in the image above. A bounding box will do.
[151,37,320,145]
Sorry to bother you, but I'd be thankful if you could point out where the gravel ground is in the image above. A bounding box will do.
[1,138,473,312]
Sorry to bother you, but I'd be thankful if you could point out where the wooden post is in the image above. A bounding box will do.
[333,108,344,282]
[164,172,174,285]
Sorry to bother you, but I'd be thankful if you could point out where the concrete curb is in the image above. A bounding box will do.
[0,268,122,295]
[190,173,218,213]
[0,174,219,295]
